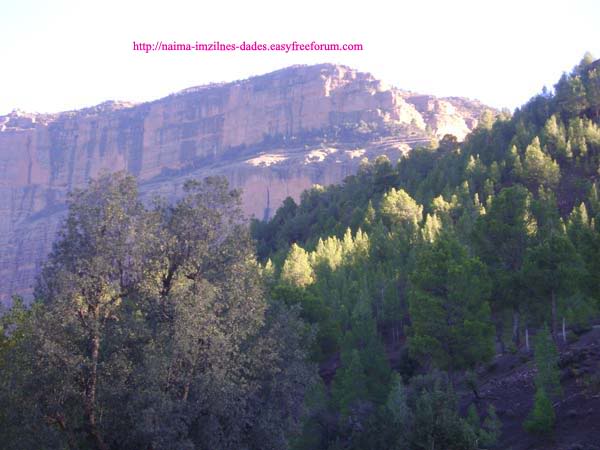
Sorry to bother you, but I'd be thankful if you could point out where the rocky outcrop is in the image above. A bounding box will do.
[0,64,491,302]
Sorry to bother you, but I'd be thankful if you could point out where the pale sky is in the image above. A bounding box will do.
[1,0,599,115]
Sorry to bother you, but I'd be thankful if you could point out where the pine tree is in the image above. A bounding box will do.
[380,188,423,229]
[586,67,600,119]
[533,325,561,398]
[523,136,561,189]
[524,388,555,434]
[281,243,315,287]
[543,115,568,160]
[408,234,495,373]
[363,200,376,229]
[555,71,590,117]
[421,213,442,242]
[507,145,524,181]
[349,286,391,405]
[523,232,586,339]
[331,348,369,416]
[474,185,537,349]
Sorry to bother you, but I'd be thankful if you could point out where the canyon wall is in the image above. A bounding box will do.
[0,64,490,301]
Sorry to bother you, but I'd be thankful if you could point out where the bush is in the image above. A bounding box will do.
[524,388,555,434]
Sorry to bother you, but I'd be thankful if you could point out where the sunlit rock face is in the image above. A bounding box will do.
[0,64,491,302]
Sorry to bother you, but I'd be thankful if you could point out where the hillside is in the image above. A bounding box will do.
[251,54,600,449]
[1,56,599,450]
[0,64,490,303]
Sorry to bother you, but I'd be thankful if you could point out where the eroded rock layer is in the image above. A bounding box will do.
[0,64,490,301]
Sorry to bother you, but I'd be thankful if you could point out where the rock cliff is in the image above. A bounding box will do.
[0,64,491,301]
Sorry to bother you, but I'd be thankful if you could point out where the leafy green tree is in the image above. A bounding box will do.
[0,298,54,450]
[531,187,561,240]
[129,177,316,450]
[32,172,147,450]
[466,404,500,447]
[1,174,316,450]
[507,145,524,181]
[408,234,495,373]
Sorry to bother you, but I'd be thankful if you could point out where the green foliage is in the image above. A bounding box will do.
[533,326,562,398]
[523,232,587,336]
[479,405,502,448]
[271,283,340,360]
[252,54,600,449]
[0,174,316,450]
[408,234,495,371]
[4,54,600,450]
[524,387,555,434]
[331,348,369,415]
[523,136,561,188]
[523,327,559,435]
[384,372,479,450]
[380,187,423,229]
[281,243,315,287]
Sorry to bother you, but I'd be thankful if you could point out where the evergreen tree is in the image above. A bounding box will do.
[281,243,315,287]
[331,348,369,416]
[524,388,555,434]
[349,289,391,404]
[380,187,423,230]
[474,185,537,348]
[408,234,495,373]
[555,71,590,117]
[532,325,561,398]
[385,371,479,450]
[523,232,586,339]
[586,66,600,119]
[523,136,561,189]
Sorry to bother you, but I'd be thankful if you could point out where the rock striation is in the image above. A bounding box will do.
[0,64,491,301]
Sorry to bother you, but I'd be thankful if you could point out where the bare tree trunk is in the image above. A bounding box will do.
[525,326,530,352]
[84,312,109,450]
[496,318,505,354]
[562,317,567,343]
[551,290,558,341]
[512,309,520,347]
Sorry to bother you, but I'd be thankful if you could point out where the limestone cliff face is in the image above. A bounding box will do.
[0,64,490,302]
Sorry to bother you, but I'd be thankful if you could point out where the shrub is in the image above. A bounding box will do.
[524,388,555,434]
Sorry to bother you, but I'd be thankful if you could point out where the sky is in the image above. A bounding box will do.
[1,0,599,115]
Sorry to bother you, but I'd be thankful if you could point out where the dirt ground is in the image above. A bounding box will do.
[462,326,600,450]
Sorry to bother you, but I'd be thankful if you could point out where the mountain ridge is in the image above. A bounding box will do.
[0,63,492,302]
